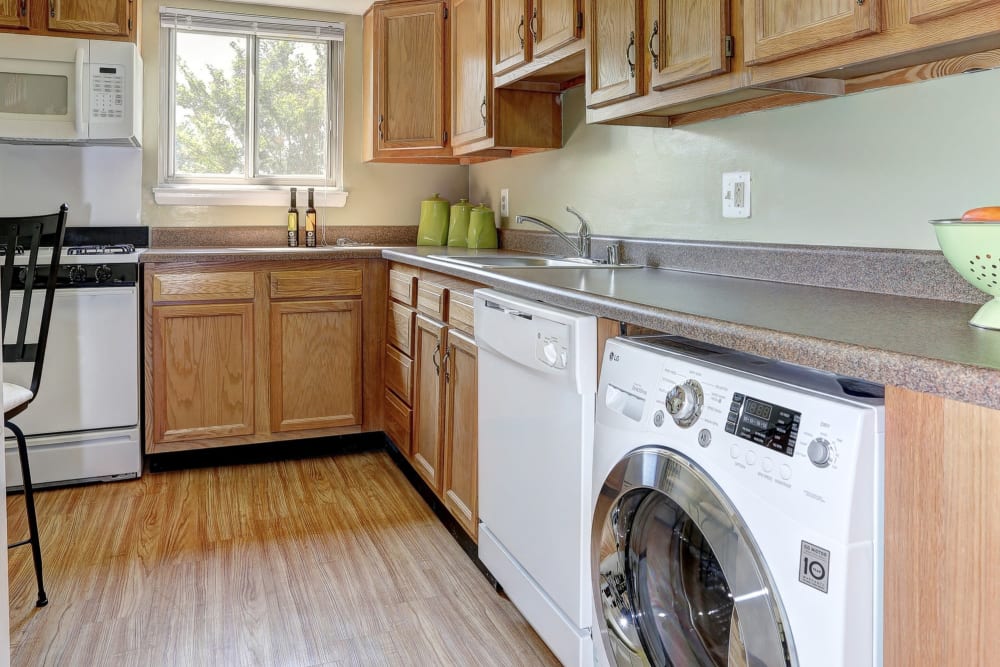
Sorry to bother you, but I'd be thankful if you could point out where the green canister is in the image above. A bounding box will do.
[466,203,498,249]
[447,199,473,247]
[417,193,450,246]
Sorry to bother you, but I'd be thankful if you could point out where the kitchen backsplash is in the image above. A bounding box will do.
[0,144,141,226]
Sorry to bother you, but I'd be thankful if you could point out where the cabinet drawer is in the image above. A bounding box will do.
[270,267,363,299]
[448,291,475,336]
[384,344,413,404]
[152,271,255,303]
[384,389,413,455]
[389,268,417,305]
[387,301,416,356]
[417,280,449,320]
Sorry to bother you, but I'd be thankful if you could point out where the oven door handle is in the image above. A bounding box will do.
[75,47,86,138]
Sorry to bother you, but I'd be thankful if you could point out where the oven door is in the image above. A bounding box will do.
[592,446,794,667]
[3,286,138,436]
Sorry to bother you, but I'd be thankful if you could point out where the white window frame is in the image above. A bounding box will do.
[153,7,347,207]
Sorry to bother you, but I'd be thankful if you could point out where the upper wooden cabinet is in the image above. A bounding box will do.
[648,0,730,91]
[743,0,881,65]
[363,0,453,162]
[493,0,585,89]
[585,0,643,108]
[0,0,134,39]
[907,0,1000,22]
[532,0,581,58]
[494,0,530,75]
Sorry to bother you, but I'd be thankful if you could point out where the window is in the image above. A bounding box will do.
[155,8,346,206]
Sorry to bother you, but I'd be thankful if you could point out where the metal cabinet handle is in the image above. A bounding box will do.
[648,20,659,69]
[49,0,56,17]
[443,347,452,383]
[480,96,487,124]
[378,114,384,141]
[626,31,636,78]
[517,14,525,49]
[530,7,537,42]
[432,343,440,376]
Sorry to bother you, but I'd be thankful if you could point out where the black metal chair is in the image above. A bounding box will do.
[1,204,68,608]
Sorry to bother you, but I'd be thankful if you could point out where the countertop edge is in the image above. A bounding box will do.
[383,249,1000,411]
[140,247,390,262]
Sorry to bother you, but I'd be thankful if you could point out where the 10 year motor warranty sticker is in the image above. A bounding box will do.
[799,541,830,593]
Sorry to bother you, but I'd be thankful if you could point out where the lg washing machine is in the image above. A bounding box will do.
[591,336,884,667]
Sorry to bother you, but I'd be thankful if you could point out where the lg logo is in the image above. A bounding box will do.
[608,351,620,362]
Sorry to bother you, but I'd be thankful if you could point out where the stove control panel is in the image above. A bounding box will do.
[13,262,138,289]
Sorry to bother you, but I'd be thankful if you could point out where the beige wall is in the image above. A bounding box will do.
[141,0,468,228]
[470,68,1000,250]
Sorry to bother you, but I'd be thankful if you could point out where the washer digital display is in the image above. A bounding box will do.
[725,393,801,457]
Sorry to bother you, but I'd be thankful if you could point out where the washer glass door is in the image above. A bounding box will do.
[593,447,794,667]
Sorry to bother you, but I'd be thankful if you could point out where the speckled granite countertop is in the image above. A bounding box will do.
[384,247,1000,410]
[141,246,387,263]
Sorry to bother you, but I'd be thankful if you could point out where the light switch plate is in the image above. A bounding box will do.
[723,172,751,219]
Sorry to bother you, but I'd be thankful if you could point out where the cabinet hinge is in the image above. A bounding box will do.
[577,11,583,31]
[724,35,733,58]
[443,6,448,19]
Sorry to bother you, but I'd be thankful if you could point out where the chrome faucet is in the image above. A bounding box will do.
[515,206,592,259]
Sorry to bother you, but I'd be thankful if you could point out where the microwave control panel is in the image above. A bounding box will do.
[90,65,125,121]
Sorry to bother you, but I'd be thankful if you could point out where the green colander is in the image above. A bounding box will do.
[930,219,1000,329]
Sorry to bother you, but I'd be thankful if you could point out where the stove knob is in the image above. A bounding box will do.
[68,265,87,283]
[807,437,833,468]
[664,379,704,428]
[17,267,28,284]
[95,264,113,283]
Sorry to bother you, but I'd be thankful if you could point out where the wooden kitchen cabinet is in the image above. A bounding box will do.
[145,260,385,454]
[493,0,530,75]
[648,0,730,91]
[412,313,447,491]
[906,0,1000,22]
[442,328,478,538]
[363,0,454,162]
[743,0,881,66]
[0,0,134,39]
[492,0,584,90]
[532,0,581,58]
[452,0,563,156]
[585,0,643,108]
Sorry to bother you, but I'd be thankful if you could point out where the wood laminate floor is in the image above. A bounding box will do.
[6,451,560,666]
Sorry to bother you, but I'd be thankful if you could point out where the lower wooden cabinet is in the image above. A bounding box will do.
[442,329,478,537]
[144,260,385,454]
[151,302,256,444]
[412,313,448,490]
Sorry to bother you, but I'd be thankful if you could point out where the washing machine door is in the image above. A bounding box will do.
[592,446,794,667]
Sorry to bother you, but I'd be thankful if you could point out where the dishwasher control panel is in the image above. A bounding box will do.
[535,320,570,369]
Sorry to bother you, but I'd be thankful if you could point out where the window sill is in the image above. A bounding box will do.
[153,185,349,207]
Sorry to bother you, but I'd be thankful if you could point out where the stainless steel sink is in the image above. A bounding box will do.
[430,254,640,269]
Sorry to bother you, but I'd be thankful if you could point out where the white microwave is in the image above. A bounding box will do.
[0,34,141,146]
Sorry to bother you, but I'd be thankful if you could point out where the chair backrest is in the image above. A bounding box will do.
[0,205,69,398]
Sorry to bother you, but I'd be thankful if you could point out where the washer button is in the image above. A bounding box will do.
[780,464,792,480]
[653,410,665,428]
[730,445,740,459]
[697,429,712,448]
[745,451,757,465]
[762,458,773,473]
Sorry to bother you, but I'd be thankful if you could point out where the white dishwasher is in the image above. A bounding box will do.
[474,289,597,667]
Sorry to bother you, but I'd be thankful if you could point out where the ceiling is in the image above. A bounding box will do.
[221,0,374,14]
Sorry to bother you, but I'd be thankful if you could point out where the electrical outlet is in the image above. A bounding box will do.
[499,188,510,220]
[722,172,751,219]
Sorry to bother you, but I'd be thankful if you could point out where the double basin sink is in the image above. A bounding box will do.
[429,254,641,269]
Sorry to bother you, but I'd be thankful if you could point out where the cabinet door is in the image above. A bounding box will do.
[412,314,447,492]
[907,0,1000,22]
[494,0,530,75]
[48,0,130,36]
[531,0,581,58]
[743,0,880,66]
[585,0,643,108]
[270,299,362,433]
[453,0,491,148]
[374,1,448,151]
[152,303,255,444]
[0,0,29,30]
[442,329,478,539]
[648,0,729,91]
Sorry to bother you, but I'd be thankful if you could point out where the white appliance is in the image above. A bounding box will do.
[4,244,143,488]
[474,289,597,667]
[592,335,885,667]
[0,34,142,146]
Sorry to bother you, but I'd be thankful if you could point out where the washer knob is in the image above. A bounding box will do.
[664,380,704,428]
[807,437,833,468]
[95,264,113,283]
[68,265,87,283]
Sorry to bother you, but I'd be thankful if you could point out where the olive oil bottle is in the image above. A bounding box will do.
[305,187,317,248]
[287,188,299,247]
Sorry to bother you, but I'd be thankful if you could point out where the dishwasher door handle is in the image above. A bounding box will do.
[484,299,533,320]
